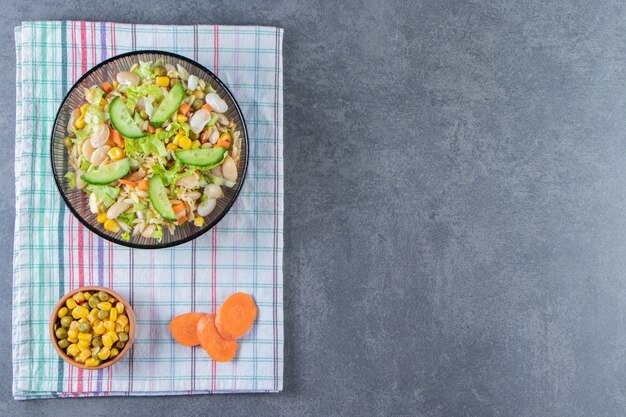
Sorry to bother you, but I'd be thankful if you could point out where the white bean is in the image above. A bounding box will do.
[106,200,131,220]
[204,184,223,199]
[217,113,229,126]
[221,155,238,182]
[176,172,199,189]
[205,93,228,113]
[90,124,110,148]
[210,165,222,178]
[189,109,211,135]
[90,145,111,166]
[82,140,95,161]
[208,127,219,144]
[197,198,216,216]
[116,71,140,87]
[187,191,202,201]
[187,74,199,91]
[88,192,99,214]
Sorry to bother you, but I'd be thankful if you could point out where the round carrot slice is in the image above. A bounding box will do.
[215,293,257,340]
[169,312,205,347]
[196,314,214,351]
[198,314,238,362]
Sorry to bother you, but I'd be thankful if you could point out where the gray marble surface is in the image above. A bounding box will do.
[2,0,626,415]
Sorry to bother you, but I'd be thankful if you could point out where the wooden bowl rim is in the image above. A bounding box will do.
[49,286,136,370]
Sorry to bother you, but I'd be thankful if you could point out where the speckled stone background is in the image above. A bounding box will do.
[2,0,626,416]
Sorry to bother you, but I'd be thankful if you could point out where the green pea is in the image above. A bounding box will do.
[92,336,103,347]
[116,340,126,349]
[78,322,91,333]
[60,316,72,328]
[192,98,204,111]
[140,110,148,120]
[97,291,109,301]
[154,66,166,76]
[55,327,68,339]
[88,296,100,308]
[98,309,109,320]
[117,332,129,342]
[58,339,70,349]
[193,90,205,100]
[189,130,199,140]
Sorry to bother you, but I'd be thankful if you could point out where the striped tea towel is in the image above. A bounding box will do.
[13,21,283,400]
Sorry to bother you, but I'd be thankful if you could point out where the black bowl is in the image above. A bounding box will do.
[50,50,248,249]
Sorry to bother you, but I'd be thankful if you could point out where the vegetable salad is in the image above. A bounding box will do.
[63,59,241,242]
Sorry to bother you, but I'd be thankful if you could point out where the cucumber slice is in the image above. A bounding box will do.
[148,175,176,221]
[109,97,143,138]
[175,147,228,168]
[80,158,131,185]
[150,83,185,127]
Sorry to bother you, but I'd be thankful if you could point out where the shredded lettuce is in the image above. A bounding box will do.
[120,231,130,241]
[64,172,76,188]
[117,211,137,226]
[70,125,92,143]
[152,224,163,241]
[79,157,91,171]
[133,60,154,80]
[124,132,168,158]
[87,185,119,208]
[84,86,104,105]
[84,105,104,126]
[167,121,190,137]
[133,202,146,212]
[125,84,163,113]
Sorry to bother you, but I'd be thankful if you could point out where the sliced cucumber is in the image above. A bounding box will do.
[175,147,227,168]
[109,96,143,138]
[150,83,185,127]
[80,158,131,185]
[148,175,176,221]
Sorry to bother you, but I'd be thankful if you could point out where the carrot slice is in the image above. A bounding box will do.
[169,312,205,346]
[102,81,113,93]
[198,313,238,362]
[109,129,124,147]
[118,179,137,187]
[215,293,257,340]
[137,179,149,192]
[196,314,214,351]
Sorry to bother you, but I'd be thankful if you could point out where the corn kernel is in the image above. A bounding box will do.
[124,324,130,333]
[66,298,77,310]
[107,147,124,161]
[72,305,89,319]
[115,323,124,332]
[66,344,80,357]
[75,115,86,130]
[87,308,98,322]
[104,219,121,233]
[156,76,170,87]
[192,140,201,149]
[78,317,88,324]
[96,212,107,223]
[106,330,119,343]
[176,114,187,124]
[178,136,192,150]
[78,340,91,350]
[116,303,125,314]
[78,333,92,343]
[117,315,129,327]
[194,217,205,227]
[109,307,118,322]
[68,337,78,344]
[67,327,78,339]
[69,321,79,329]
[112,80,119,89]
[57,307,68,318]
[104,320,115,331]
[97,347,111,360]
[97,302,112,311]
[78,349,91,362]
[99,98,108,107]
[83,291,92,300]
[73,292,85,303]
[173,133,184,145]
[109,348,119,358]
[79,103,89,115]
[102,333,113,348]
[85,358,100,367]
[93,321,105,335]
[166,143,178,151]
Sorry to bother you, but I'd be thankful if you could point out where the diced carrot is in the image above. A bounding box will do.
[177,215,188,225]
[118,179,137,187]
[178,102,191,116]
[147,124,155,134]
[172,203,186,213]
[169,312,205,347]
[215,293,257,340]
[198,313,238,362]
[102,81,113,94]
[216,136,231,149]
[109,129,124,147]
[201,104,212,112]
[137,179,148,192]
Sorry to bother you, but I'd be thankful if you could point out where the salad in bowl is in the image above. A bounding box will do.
[61,57,243,243]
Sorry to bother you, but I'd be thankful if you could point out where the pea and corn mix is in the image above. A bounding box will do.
[53,290,130,367]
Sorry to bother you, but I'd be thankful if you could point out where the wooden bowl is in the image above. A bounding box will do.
[49,286,136,370]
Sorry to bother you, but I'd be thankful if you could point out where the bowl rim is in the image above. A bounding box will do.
[50,49,249,249]
[49,286,136,370]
